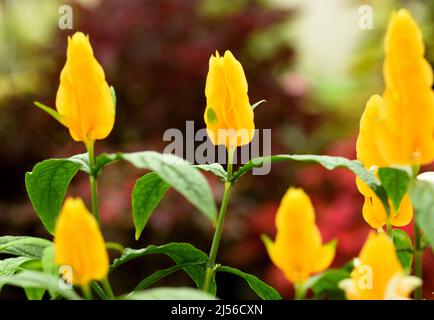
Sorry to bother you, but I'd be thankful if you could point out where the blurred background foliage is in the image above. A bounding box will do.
[0,0,433,299]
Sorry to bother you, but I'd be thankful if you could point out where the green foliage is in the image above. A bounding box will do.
[216,266,281,300]
[0,236,52,259]
[378,167,411,211]
[195,163,227,181]
[112,242,216,295]
[122,151,217,223]
[126,287,215,300]
[232,154,389,212]
[25,159,81,234]
[302,269,350,300]
[392,229,413,272]
[411,179,434,252]
[132,173,170,240]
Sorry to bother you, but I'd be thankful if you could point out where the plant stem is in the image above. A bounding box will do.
[414,222,423,299]
[202,147,235,293]
[294,282,305,300]
[81,284,93,300]
[101,277,115,300]
[86,141,101,224]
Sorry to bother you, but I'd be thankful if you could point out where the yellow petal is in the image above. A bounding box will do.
[56,32,115,143]
[54,197,109,286]
[204,50,255,147]
[265,188,336,284]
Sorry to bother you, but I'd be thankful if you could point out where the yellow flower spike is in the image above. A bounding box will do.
[54,197,109,286]
[56,32,115,143]
[339,232,421,300]
[204,50,255,148]
[264,188,336,284]
[356,9,433,228]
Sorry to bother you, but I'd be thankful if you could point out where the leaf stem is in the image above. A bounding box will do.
[81,284,93,300]
[101,277,115,300]
[86,141,101,224]
[203,147,235,293]
[414,222,423,299]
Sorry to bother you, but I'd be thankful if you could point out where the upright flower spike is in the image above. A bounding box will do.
[356,9,434,228]
[56,32,115,143]
[54,197,109,286]
[204,50,255,148]
[264,188,336,284]
[339,232,421,300]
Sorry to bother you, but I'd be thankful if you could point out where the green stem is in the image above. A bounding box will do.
[414,222,423,300]
[294,282,305,300]
[202,147,235,293]
[386,220,392,236]
[101,277,115,300]
[86,141,101,224]
[81,284,93,300]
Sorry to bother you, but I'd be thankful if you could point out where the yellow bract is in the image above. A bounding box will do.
[56,32,115,143]
[54,197,109,286]
[265,188,336,284]
[204,50,255,148]
[339,232,421,300]
[356,9,434,228]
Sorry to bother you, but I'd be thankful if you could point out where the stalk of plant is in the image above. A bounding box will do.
[203,147,234,292]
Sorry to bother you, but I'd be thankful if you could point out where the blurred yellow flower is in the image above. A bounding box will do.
[264,188,336,284]
[356,9,434,228]
[54,197,109,286]
[204,50,255,148]
[339,232,421,300]
[56,32,115,143]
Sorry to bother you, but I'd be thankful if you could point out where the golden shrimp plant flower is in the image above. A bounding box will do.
[54,197,109,286]
[55,32,115,143]
[356,9,434,228]
[204,50,255,148]
[264,188,336,284]
[339,232,421,300]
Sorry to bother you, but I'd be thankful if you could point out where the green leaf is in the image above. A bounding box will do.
[410,180,434,252]
[0,271,81,300]
[121,151,217,223]
[306,269,350,300]
[216,266,281,300]
[126,287,216,300]
[24,287,46,300]
[68,152,120,176]
[251,99,267,110]
[195,163,227,181]
[0,257,33,277]
[25,159,81,234]
[0,236,52,259]
[111,242,216,294]
[133,262,203,292]
[378,167,411,212]
[392,229,413,272]
[34,101,64,124]
[232,154,388,212]
[132,172,170,240]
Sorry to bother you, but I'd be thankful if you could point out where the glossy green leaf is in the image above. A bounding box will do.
[410,180,434,252]
[0,271,80,300]
[195,163,227,181]
[232,154,388,212]
[126,287,215,300]
[111,242,215,294]
[133,262,202,292]
[378,167,411,212]
[306,269,350,300]
[132,172,170,240]
[0,236,52,259]
[34,101,64,124]
[122,151,217,223]
[25,159,81,233]
[0,257,33,277]
[24,287,46,300]
[392,229,413,272]
[216,266,281,300]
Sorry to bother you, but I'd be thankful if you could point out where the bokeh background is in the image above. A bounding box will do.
[1,0,434,299]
